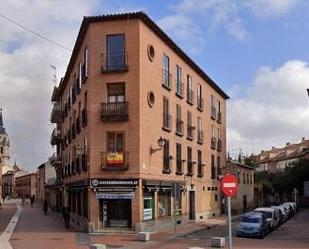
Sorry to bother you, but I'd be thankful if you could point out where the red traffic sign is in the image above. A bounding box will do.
[221,174,239,197]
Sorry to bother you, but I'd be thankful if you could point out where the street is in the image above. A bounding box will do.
[1,200,309,249]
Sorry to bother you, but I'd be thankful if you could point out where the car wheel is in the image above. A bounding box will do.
[259,231,265,239]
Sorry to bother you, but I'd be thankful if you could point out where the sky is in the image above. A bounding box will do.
[0,0,309,171]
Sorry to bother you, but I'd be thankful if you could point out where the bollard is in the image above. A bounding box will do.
[89,244,106,249]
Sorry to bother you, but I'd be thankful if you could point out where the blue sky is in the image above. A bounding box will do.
[0,0,308,170]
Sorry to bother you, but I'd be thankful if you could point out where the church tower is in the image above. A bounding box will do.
[0,108,10,167]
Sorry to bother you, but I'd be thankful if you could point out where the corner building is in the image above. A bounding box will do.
[50,12,229,232]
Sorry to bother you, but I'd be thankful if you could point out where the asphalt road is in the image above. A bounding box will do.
[177,208,309,249]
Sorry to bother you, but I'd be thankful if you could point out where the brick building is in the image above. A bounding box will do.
[223,160,254,214]
[50,12,228,232]
[255,138,309,173]
[15,173,38,199]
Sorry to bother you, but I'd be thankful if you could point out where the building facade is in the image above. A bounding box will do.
[0,108,10,200]
[37,161,56,202]
[15,173,38,198]
[255,138,309,173]
[50,12,228,232]
[223,160,254,214]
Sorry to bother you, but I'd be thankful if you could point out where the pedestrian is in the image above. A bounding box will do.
[63,206,70,228]
[21,196,25,206]
[30,196,34,208]
[43,199,48,215]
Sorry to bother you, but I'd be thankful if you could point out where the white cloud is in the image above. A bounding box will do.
[245,0,299,18]
[228,60,309,156]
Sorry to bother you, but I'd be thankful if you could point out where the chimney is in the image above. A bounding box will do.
[271,146,275,150]
[302,137,305,142]
[286,142,290,146]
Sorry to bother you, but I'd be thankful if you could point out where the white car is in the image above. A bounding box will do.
[254,207,280,231]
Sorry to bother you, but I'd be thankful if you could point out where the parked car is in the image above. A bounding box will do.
[236,212,269,239]
[271,206,287,225]
[283,203,295,217]
[254,207,280,231]
[285,202,297,214]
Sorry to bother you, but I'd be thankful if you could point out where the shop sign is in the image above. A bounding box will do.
[90,179,139,188]
[144,208,153,221]
[106,152,123,165]
[95,192,134,199]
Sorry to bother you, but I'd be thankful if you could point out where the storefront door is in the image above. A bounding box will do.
[189,191,195,220]
[103,199,132,228]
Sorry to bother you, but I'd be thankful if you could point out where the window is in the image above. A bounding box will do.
[211,154,215,179]
[176,104,183,135]
[79,62,82,88]
[211,95,216,119]
[158,191,171,217]
[217,156,221,177]
[197,117,203,144]
[187,147,193,176]
[187,111,193,139]
[106,34,125,70]
[163,139,170,172]
[162,54,170,89]
[0,147,3,154]
[197,83,203,110]
[247,173,249,184]
[243,173,246,184]
[83,190,88,218]
[83,47,88,81]
[197,150,203,177]
[107,83,125,103]
[187,75,193,104]
[176,143,182,174]
[176,65,183,96]
[163,97,171,130]
[107,132,124,152]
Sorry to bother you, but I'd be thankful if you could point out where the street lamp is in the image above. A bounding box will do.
[307,88,309,99]
[150,136,166,154]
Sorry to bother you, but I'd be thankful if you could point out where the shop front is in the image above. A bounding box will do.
[90,178,138,230]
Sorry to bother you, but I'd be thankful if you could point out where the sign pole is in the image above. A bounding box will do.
[227,196,232,249]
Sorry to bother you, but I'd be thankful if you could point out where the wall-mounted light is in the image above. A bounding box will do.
[150,137,166,154]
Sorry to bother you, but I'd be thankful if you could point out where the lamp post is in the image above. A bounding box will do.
[150,137,166,154]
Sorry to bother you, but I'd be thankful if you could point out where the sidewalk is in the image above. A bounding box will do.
[9,202,88,249]
[0,202,16,234]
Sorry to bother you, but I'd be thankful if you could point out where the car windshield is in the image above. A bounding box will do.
[240,216,261,223]
[259,211,272,219]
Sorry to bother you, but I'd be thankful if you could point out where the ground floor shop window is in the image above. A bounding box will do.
[158,191,171,217]
[143,192,154,221]
[77,192,81,215]
[99,199,132,228]
[83,190,88,218]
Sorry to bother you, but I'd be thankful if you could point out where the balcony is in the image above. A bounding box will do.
[50,128,61,146]
[49,154,62,167]
[187,160,193,176]
[162,112,172,132]
[217,112,222,124]
[211,137,217,150]
[101,102,129,122]
[187,89,194,105]
[101,52,128,72]
[176,119,184,136]
[197,96,204,111]
[163,155,172,174]
[50,103,62,123]
[187,125,194,140]
[211,106,217,120]
[175,81,184,98]
[176,159,184,175]
[162,70,172,90]
[197,130,204,144]
[101,151,129,171]
[82,108,87,127]
[217,138,222,152]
